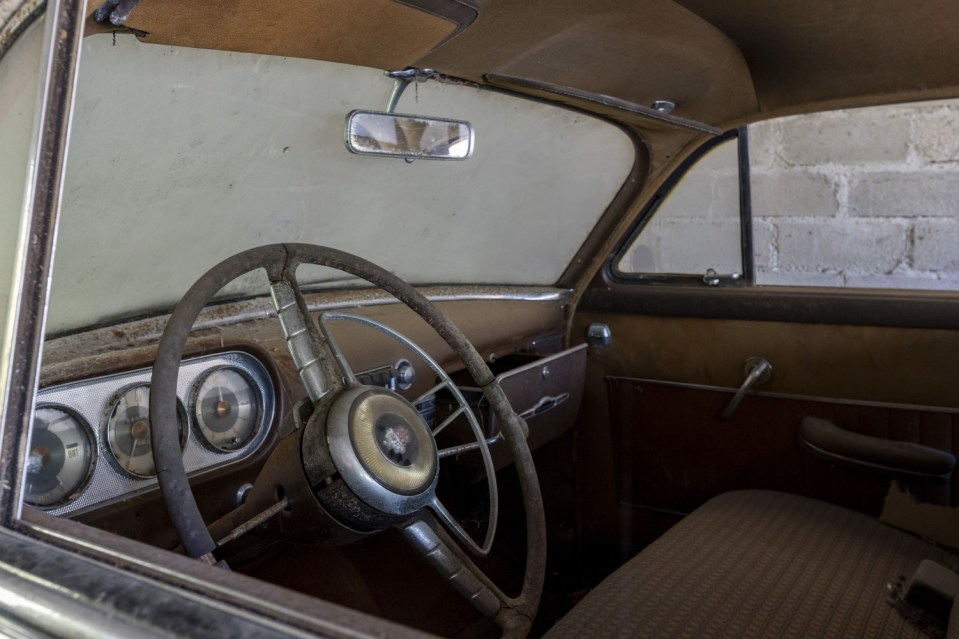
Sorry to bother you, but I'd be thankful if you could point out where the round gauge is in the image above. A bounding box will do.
[106,384,185,478]
[25,406,95,508]
[192,367,261,452]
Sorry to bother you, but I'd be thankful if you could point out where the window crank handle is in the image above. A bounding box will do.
[720,357,772,420]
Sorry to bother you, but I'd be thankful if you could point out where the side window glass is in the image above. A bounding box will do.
[0,19,44,347]
[749,101,959,291]
[616,136,745,281]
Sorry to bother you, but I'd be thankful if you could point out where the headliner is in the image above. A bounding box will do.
[86,0,959,131]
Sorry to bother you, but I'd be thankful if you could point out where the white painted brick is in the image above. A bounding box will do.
[849,171,959,217]
[747,120,780,171]
[751,171,838,217]
[842,272,952,290]
[659,169,713,220]
[696,137,740,175]
[838,221,910,275]
[711,172,741,221]
[635,220,742,275]
[752,220,776,271]
[755,270,844,287]
[779,109,910,166]
[776,219,908,274]
[913,219,959,271]
[914,108,959,164]
[652,137,739,221]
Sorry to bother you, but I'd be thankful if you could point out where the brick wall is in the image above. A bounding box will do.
[750,99,959,290]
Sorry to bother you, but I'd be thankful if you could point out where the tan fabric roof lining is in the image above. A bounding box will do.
[81,0,959,138]
[418,0,759,132]
[674,0,959,115]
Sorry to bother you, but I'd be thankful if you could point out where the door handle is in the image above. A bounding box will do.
[720,357,772,420]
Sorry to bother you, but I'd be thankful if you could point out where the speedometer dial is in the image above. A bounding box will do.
[192,367,261,452]
[25,406,95,508]
[106,383,185,478]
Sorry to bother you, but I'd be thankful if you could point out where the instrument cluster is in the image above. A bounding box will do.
[27,351,275,516]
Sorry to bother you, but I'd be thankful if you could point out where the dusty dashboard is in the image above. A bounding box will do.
[32,288,579,540]
[28,351,276,516]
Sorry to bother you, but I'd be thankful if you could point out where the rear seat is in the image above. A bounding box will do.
[547,490,957,638]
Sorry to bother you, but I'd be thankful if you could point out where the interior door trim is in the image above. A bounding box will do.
[609,376,959,415]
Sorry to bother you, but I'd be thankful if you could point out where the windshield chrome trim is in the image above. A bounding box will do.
[0,0,83,526]
[45,285,571,343]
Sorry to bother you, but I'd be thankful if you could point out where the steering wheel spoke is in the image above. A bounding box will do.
[432,403,467,437]
[400,513,539,635]
[399,516,506,617]
[268,274,341,402]
[315,312,360,386]
[438,432,503,459]
[429,494,496,556]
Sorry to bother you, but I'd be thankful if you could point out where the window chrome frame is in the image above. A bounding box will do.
[0,0,84,527]
[609,128,755,287]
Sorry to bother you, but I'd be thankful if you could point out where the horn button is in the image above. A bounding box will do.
[326,387,438,516]
[375,412,420,468]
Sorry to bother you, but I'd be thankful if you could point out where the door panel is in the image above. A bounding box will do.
[608,378,957,514]
[570,307,959,555]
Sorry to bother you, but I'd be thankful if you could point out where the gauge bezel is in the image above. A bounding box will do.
[189,365,264,453]
[25,404,98,509]
[35,351,275,517]
[103,383,188,479]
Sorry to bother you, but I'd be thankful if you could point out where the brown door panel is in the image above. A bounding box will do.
[608,378,958,515]
[569,308,959,554]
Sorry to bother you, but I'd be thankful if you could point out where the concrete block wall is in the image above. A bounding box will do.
[750,99,959,290]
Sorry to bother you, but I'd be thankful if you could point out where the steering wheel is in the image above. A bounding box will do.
[149,244,545,636]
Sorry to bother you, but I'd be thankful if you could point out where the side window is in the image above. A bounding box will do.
[0,19,44,343]
[616,100,959,292]
[750,101,959,290]
[615,135,747,283]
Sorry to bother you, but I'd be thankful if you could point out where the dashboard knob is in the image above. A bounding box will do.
[395,360,415,390]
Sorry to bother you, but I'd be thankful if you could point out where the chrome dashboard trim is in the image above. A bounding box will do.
[78,285,567,335]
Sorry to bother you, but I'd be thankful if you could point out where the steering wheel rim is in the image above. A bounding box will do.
[149,243,546,634]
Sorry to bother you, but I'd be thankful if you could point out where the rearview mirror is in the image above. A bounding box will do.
[345,110,474,160]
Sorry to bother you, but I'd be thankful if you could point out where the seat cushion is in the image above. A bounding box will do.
[547,490,957,638]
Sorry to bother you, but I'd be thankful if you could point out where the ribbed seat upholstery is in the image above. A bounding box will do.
[548,490,957,638]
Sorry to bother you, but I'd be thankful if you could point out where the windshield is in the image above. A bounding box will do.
[49,33,635,333]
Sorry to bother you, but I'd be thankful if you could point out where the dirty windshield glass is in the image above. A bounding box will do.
[49,34,635,333]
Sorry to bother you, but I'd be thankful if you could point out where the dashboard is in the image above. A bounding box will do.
[28,351,275,516]
[32,288,573,548]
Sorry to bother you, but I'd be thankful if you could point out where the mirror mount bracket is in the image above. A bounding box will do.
[384,68,437,113]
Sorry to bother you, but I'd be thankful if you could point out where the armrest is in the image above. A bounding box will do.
[799,416,956,481]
